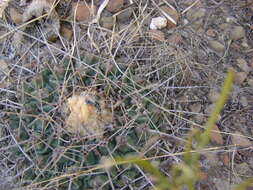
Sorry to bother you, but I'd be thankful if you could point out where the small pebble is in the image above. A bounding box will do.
[208,89,219,102]
[187,8,206,21]
[189,103,202,113]
[235,72,247,85]
[10,8,23,25]
[229,26,245,41]
[150,17,167,30]
[60,25,73,41]
[72,2,97,22]
[248,79,253,88]
[106,0,124,13]
[209,40,225,53]
[100,16,114,30]
[205,104,215,114]
[117,8,133,23]
[236,58,250,73]
[240,96,248,107]
[206,29,216,37]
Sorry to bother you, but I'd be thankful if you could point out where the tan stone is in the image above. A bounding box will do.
[206,29,216,37]
[211,125,224,145]
[106,0,124,13]
[235,72,247,85]
[100,16,114,30]
[209,40,225,53]
[0,59,9,76]
[247,79,253,88]
[236,58,250,73]
[232,132,252,147]
[72,2,97,22]
[230,26,245,41]
[189,103,202,113]
[60,25,73,41]
[117,7,133,22]
[9,8,22,25]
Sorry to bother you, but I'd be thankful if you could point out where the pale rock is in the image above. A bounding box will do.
[232,132,252,147]
[189,103,201,113]
[183,0,201,6]
[9,8,22,25]
[100,16,114,30]
[0,59,9,76]
[247,79,253,88]
[209,40,225,53]
[225,16,237,23]
[150,17,167,30]
[187,8,206,21]
[204,104,215,114]
[206,29,216,37]
[208,89,219,102]
[60,25,73,41]
[117,7,133,23]
[235,72,247,85]
[241,41,249,48]
[106,0,124,13]
[72,2,97,22]
[229,26,245,41]
[220,23,229,30]
[240,96,248,107]
[236,58,250,73]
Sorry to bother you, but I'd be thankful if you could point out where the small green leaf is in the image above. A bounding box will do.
[86,151,99,165]
[233,177,253,190]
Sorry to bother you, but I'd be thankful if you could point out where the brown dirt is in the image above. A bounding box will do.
[0,0,252,189]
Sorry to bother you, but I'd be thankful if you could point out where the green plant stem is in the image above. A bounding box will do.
[199,68,235,148]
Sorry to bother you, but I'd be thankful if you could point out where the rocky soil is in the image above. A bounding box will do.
[0,0,253,189]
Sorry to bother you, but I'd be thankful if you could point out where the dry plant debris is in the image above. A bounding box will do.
[65,91,113,138]
[0,0,10,18]
[1,0,253,189]
[0,58,9,76]
[13,0,60,48]
[232,132,252,147]
[148,29,165,41]
[23,0,60,39]
[159,5,179,28]
[0,59,10,88]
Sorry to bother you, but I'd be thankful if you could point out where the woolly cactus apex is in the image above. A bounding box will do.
[66,90,113,138]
